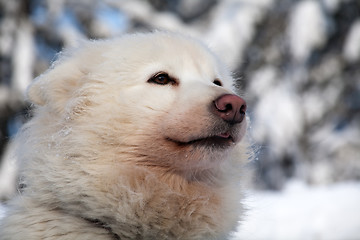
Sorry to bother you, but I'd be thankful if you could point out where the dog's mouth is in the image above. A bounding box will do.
[168,132,237,149]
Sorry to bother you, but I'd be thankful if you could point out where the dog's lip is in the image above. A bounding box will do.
[217,132,231,139]
[167,131,237,148]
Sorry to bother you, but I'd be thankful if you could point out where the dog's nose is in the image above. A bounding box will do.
[214,94,247,124]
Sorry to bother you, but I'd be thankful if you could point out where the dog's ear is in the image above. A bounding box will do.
[27,54,85,113]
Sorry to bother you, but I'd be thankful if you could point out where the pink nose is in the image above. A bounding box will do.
[214,94,247,124]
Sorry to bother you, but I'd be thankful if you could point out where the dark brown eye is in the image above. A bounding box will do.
[148,72,176,85]
[213,79,222,86]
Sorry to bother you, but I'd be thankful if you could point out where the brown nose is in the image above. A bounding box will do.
[214,94,247,124]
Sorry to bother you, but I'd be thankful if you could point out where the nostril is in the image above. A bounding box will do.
[214,99,233,113]
[221,103,233,113]
[240,104,247,114]
[226,104,233,110]
[238,104,247,122]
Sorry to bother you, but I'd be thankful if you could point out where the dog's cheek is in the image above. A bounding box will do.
[135,135,205,171]
[136,117,221,172]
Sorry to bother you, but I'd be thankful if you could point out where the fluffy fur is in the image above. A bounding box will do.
[0,32,249,239]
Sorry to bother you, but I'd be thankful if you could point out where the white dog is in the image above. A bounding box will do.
[0,32,249,239]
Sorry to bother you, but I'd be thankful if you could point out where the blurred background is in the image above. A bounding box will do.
[0,0,359,239]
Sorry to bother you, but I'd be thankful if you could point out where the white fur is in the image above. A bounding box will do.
[0,32,249,239]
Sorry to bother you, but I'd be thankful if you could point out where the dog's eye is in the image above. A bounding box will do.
[148,72,176,85]
[213,79,222,86]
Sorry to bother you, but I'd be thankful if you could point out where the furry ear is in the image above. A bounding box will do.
[27,55,85,113]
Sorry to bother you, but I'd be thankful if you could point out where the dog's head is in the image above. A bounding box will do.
[27,32,247,178]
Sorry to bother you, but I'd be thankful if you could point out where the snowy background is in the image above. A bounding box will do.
[0,0,360,239]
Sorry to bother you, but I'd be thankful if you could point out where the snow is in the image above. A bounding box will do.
[12,19,35,95]
[0,203,5,219]
[308,121,360,184]
[92,3,129,37]
[107,0,191,34]
[343,20,360,63]
[322,0,353,13]
[302,79,342,124]
[0,143,17,201]
[56,8,86,47]
[233,180,360,240]
[250,82,303,156]
[205,0,274,69]
[248,66,278,98]
[287,0,327,62]
[322,0,343,12]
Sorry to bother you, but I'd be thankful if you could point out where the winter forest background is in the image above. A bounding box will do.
[0,0,360,239]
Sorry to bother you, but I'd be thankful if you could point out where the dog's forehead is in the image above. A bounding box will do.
[147,45,219,80]
[97,33,232,85]
[147,35,226,75]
